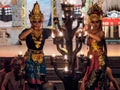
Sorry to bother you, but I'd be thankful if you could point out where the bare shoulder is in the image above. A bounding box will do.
[4,71,12,79]
[0,70,5,77]
[99,30,104,34]
[99,30,105,38]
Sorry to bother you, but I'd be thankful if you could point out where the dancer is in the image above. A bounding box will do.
[80,3,120,90]
[80,3,107,90]
[19,1,51,90]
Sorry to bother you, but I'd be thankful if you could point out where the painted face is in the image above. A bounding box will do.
[31,20,42,30]
[90,20,100,30]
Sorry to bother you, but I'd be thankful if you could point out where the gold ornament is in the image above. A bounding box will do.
[87,3,103,22]
[89,14,100,22]
[29,1,44,22]
[35,41,41,48]
[32,53,43,64]
[31,29,43,48]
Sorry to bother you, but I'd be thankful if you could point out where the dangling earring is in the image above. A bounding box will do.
[41,23,43,29]
[91,26,93,30]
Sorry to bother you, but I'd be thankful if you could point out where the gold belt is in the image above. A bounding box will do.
[28,49,44,64]
[32,53,44,64]
[28,49,43,54]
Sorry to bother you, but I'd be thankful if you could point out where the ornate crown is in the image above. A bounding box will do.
[87,3,103,22]
[29,1,44,22]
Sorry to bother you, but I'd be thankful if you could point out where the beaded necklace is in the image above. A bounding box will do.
[31,29,43,48]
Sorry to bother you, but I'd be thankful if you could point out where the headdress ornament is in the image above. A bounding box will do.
[29,1,44,22]
[87,3,103,22]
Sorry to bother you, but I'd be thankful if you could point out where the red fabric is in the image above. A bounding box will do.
[0,5,10,8]
[86,51,100,78]
[94,51,100,70]
[102,18,120,25]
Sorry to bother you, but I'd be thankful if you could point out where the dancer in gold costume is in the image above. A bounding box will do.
[19,2,51,90]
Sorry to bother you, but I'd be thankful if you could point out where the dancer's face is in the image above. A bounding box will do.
[31,20,42,30]
[90,20,100,30]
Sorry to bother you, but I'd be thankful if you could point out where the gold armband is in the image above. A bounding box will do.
[30,29,32,32]
[29,28,33,33]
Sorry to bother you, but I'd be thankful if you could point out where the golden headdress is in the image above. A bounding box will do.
[87,3,103,22]
[29,1,44,22]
